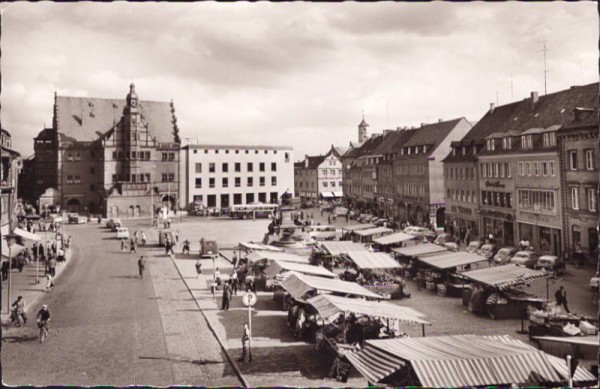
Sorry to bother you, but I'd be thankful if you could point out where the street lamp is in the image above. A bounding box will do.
[4,232,19,314]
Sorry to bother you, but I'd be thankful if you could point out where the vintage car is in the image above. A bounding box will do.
[534,255,566,276]
[493,247,517,265]
[466,241,482,254]
[510,251,539,268]
[477,244,497,260]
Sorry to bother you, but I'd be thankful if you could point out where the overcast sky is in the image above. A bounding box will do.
[2,2,597,158]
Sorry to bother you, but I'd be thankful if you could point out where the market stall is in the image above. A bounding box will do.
[313,241,369,269]
[351,227,393,244]
[345,334,594,387]
[372,232,417,251]
[342,251,406,299]
[281,272,382,301]
[391,243,449,277]
[461,264,549,320]
[532,335,599,361]
[340,224,375,240]
[244,251,311,290]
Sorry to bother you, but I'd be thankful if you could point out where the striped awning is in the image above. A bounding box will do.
[353,227,393,237]
[307,294,429,325]
[342,223,375,232]
[332,191,343,197]
[264,260,336,279]
[281,272,382,300]
[352,335,562,387]
[462,264,548,289]
[392,243,448,257]
[373,232,416,245]
[345,251,401,269]
[418,251,487,270]
[345,345,406,384]
[1,239,26,259]
[246,251,310,265]
[13,228,42,242]
[320,192,335,198]
[319,241,368,256]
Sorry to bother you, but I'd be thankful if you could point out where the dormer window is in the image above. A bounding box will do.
[452,148,456,156]
[487,139,495,151]
[401,148,404,155]
[543,132,556,147]
[462,146,466,155]
[415,146,419,154]
[521,135,533,149]
[423,145,427,153]
[502,137,512,150]
[407,147,411,155]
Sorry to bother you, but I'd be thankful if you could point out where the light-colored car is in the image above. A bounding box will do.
[334,207,348,217]
[534,255,566,276]
[466,241,482,254]
[510,251,539,268]
[116,227,130,240]
[404,226,436,241]
[434,233,451,246]
[478,244,497,259]
[493,247,517,265]
[307,225,338,241]
[444,242,459,252]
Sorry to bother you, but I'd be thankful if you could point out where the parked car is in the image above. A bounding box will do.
[369,216,381,224]
[373,218,388,227]
[110,219,123,232]
[116,227,130,240]
[434,233,450,246]
[334,207,348,216]
[320,203,336,212]
[466,241,482,254]
[404,226,436,241]
[510,251,539,268]
[444,242,459,252]
[301,201,316,209]
[106,218,116,229]
[477,244,497,260]
[68,213,88,224]
[534,255,566,276]
[358,214,373,223]
[307,225,338,241]
[493,247,517,265]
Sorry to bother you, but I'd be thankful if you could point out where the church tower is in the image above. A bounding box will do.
[358,115,369,143]
[122,83,142,180]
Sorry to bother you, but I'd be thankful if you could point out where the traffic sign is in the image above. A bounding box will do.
[242,291,257,307]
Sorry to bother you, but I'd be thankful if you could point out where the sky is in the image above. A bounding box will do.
[1,2,598,159]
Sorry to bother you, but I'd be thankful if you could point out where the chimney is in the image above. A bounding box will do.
[383,129,392,135]
[438,118,443,123]
[304,155,309,168]
[421,122,427,127]
[489,103,495,113]
[530,91,539,110]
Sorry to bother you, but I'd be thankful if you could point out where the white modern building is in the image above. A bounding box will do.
[180,144,294,210]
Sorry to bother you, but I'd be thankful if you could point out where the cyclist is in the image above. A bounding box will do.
[36,305,51,343]
[138,256,146,279]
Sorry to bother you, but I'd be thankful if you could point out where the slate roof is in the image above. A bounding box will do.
[403,118,464,148]
[376,129,417,155]
[305,155,327,169]
[55,95,177,143]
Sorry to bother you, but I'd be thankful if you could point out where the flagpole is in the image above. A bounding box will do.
[150,181,154,226]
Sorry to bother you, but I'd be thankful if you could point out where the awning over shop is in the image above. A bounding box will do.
[1,239,26,259]
[347,334,562,387]
[13,228,42,242]
[341,224,375,232]
[332,191,343,198]
[345,251,401,269]
[319,241,368,256]
[373,232,416,246]
[281,272,382,300]
[307,294,429,325]
[353,227,393,237]
[246,251,310,265]
[320,192,335,198]
[264,260,337,279]
[392,243,449,257]
[462,264,548,289]
[417,251,487,270]
[239,242,282,252]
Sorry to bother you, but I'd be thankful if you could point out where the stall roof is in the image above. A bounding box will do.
[319,241,368,256]
[418,251,487,270]
[246,251,310,265]
[341,224,375,232]
[281,272,382,300]
[373,232,415,245]
[347,334,562,387]
[13,228,42,242]
[346,251,401,269]
[353,227,393,237]
[462,264,548,289]
[264,260,336,279]
[307,294,429,325]
[392,243,448,257]
[239,242,282,252]
[1,239,26,259]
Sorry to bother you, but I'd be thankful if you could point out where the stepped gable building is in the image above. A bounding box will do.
[392,118,472,227]
[33,84,181,218]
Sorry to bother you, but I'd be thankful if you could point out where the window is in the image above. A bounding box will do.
[209,178,215,188]
[541,162,548,176]
[74,175,81,184]
[235,150,239,154]
[585,149,594,170]
[204,149,208,154]
[533,162,539,176]
[112,174,117,183]
[259,177,265,187]
[90,167,95,174]
[503,137,512,150]
[323,181,328,188]
[193,150,197,154]
[271,162,277,172]
[131,174,137,183]
[222,163,229,173]
[519,162,524,176]
[487,164,492,177]
[255,150,259,154]
[493,163,499,178]
[235,177,241,187]
[571,187,579,210]
[487,139,495,151]
[505,163,511,178]
[209,163,215,173]
[67,175,73,184]
[587,188,597,212]
[549,161,556,176]
[222,178,228,188]
[168,173,175,182]
[145,174,150,182]
[145,151,150,160]
[162,174,167,182]
[162,153,168,161]
[284,152,289,162]
[215,149,219,154]
[113,151,117,160]
[139,174,145,182]
[331,181,335,187]
[569,151,577,170]
[521,135,532,149]
[195,163,202,173]
[526,162,531,176]
[247,177,253,187]
[481,164,487,178]
[543,132,556,147]
[517,189,556,214]
[247,162,253,172]
[259,163,265,172]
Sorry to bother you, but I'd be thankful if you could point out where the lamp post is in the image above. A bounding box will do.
[4,232,19,314]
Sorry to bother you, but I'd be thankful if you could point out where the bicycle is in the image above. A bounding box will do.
[9,309,25,327]
[38,320,49,343]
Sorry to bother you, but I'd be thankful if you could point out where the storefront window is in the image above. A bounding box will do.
[540,227,551,253]
[519,223,534,245]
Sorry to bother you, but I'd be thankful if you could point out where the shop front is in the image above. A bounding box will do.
[516,213,562,256]
[480,209,515,247]
[446,207,480,242]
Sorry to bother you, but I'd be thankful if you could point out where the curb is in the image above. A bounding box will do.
[167,253,249,388]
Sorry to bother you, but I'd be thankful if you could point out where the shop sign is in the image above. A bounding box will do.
[485,181,506,188]
[450,205,473,215]
[519,212,558,225]
[480,209,513,221]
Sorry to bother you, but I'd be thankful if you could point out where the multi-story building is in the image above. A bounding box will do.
[32,84,181,218]
[345,133,386,212]
[181,144,293,209]
[294,146,343,203]
[558,104,599,264]
[393,118,472,227]
[1,129,21,234]
[341,118,368,203]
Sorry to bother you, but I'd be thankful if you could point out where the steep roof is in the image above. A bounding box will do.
[354,133,386,158]
[55,95,177,143]
[305,155,327,169]
[403,118,464,148]
[376,129,417,154]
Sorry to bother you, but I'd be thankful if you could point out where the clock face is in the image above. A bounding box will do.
[131,99,137,108]
[131,117,137,125]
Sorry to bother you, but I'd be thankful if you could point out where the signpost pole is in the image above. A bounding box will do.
[248,304,253,361]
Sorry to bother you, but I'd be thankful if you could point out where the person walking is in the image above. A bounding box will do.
[238,322,251,362]
[11,296,27,325]
[554,286,570,313]
[137,256,146,279]
[121,239,126,252]
[45,272,54,292]
[48,256,57,277]
[195,260,202,278]
[231,270,238,295]
[129,239,136,254]
[221,280,232,311]
[214,267,221,287]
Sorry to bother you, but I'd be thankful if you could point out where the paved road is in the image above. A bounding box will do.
[1,222,240,386]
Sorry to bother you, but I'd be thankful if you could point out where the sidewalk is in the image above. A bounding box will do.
[1,247,73,323]
[170,254,365,388]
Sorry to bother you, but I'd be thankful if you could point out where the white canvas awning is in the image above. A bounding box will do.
[264,260,337,279]
[320,241,368,256]
[462,264,548,289]
[13,228,42,242]
[332,191,343,197]
[353,227,393,237]
[392,243,449,257]
[239,242,282,252]
[1,239,26,259]
[418,251,487,270]
[346,251,401,269]
[373,232,416,245]
[320,192,335,198]
[342,224,376,232]
[246,250,310,265]
[281,272,382,300]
